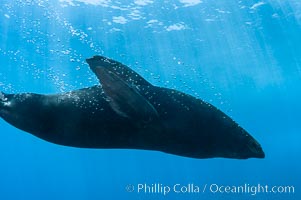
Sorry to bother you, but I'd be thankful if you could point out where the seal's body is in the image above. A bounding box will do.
[0,56,265,159]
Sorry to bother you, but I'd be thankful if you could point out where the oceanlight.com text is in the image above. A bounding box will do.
[125,183,295,196]
[209,183,295,196]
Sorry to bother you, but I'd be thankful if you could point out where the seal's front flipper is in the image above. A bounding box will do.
[87,61,158,123]
[86,55,152,88]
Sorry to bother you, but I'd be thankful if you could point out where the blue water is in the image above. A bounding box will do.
[0,0,300,199]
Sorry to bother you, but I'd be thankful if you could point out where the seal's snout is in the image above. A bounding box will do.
[246,138,265,159]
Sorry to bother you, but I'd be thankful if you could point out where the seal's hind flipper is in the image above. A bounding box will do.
[86,55,152,88]
[87,59,158,122]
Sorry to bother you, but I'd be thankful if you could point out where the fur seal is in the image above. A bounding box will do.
[0,56,265,159]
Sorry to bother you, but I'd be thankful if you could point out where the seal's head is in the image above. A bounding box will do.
[217,124,265,159]
[200,112,265,159]
[231,128,265,159]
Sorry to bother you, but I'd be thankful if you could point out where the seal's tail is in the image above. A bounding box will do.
[0,92,8,108]
[0,92,5,113]
[0,92,6,100]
